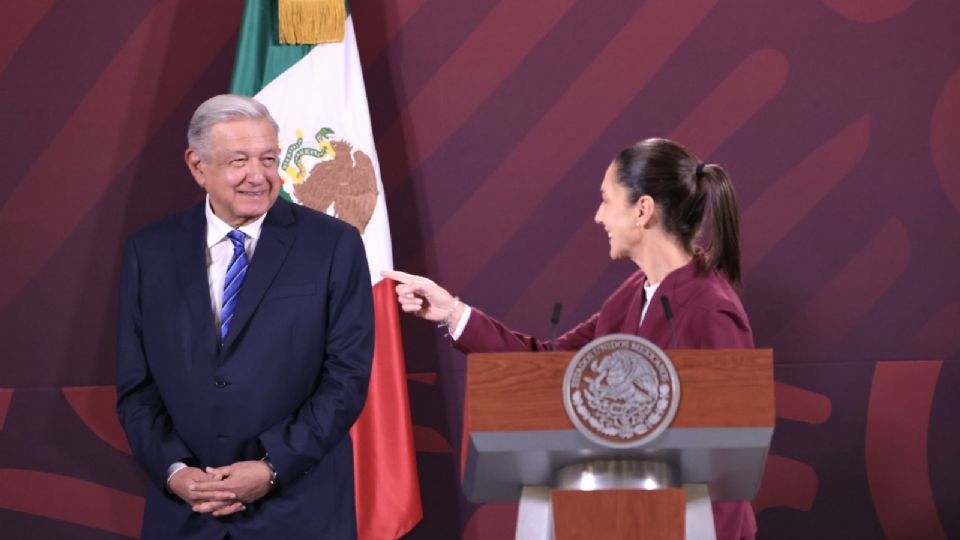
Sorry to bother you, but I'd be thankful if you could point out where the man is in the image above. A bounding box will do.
[116,94,374,539]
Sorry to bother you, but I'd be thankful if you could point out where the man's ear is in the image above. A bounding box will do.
[185,149,205,188]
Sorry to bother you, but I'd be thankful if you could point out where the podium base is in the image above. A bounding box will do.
[514,484,717,540]
[516,486,553,540]
[684,484,717,540]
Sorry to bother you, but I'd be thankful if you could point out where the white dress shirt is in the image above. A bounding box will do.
[639,281,660,327]
[205,195,267,327]
[166,197,268,487]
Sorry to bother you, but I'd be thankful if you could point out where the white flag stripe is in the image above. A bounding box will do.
[254,18,392,284]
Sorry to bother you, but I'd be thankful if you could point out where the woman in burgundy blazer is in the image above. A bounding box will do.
[385,138,756,540]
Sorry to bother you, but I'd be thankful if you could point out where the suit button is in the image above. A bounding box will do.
[214,377,229,389]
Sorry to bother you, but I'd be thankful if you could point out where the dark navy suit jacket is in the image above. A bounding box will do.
[116,198,374,539]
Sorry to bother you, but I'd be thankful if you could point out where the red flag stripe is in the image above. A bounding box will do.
[350,279,422,539]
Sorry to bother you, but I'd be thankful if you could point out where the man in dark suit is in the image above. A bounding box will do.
[116,94,374,539]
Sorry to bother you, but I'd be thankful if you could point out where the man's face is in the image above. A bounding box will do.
[186,118,280,228]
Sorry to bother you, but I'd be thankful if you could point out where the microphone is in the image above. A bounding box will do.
[660,296,678,349]
[551,302,563,342]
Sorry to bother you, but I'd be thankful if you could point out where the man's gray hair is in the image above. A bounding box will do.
[187,94,279,158]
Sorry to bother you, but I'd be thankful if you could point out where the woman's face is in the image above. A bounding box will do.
[594,162,643,260]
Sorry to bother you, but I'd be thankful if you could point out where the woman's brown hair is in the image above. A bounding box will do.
[614,138,743,289]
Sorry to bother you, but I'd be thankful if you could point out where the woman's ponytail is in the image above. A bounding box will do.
[613,139,744,290]
[698,163,742,290]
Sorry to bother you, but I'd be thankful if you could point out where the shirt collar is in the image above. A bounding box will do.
[204,195,267,248]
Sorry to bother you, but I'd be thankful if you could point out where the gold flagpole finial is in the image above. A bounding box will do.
[279,0,345,44]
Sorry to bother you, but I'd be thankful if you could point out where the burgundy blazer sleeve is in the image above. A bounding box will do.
[454,307,598,353]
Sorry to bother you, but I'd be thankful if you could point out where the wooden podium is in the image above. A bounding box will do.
[461,349,774,539]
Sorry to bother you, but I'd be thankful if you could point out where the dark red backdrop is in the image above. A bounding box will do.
[1,1,957,538]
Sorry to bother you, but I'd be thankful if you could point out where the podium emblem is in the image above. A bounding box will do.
[563,334,680,448]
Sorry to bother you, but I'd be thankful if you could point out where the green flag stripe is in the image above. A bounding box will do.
[230,0,351,96]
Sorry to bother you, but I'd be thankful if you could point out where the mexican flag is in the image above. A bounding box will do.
[230,1,421,538]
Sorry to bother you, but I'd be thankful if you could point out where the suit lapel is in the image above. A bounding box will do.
[175,203,218,358]
[222,200,296,351]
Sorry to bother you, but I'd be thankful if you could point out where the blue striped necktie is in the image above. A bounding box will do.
[221,229,248,341]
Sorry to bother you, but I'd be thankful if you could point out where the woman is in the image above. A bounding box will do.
[384,138,756,540]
